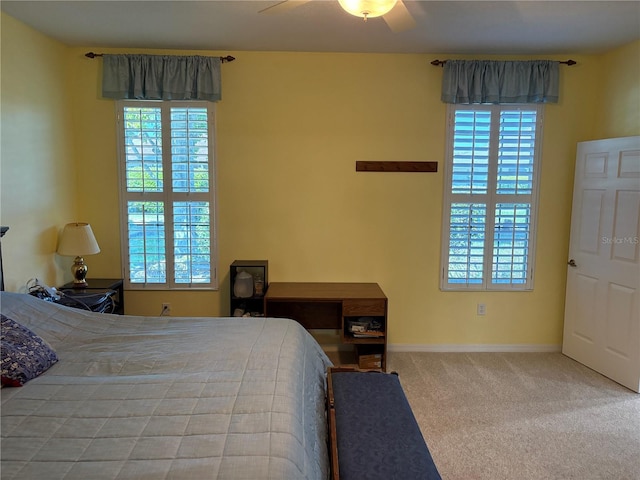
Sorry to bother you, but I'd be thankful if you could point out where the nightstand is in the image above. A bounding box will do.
[59,278,124,315]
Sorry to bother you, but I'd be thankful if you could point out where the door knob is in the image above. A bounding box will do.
[568,259,577,267]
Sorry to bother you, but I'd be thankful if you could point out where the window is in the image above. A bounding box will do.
[440,104,542,291]
[117,100,217,289]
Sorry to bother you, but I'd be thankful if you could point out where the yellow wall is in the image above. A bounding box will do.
[595,40,640,138]
[0,13,77,292]
[2,12,638,347]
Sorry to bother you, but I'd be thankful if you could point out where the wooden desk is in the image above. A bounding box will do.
[264,282,388,370]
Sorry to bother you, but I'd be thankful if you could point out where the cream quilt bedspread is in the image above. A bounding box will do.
[0,292,332,480]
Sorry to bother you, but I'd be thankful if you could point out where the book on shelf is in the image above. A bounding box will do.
[352,331,385,338]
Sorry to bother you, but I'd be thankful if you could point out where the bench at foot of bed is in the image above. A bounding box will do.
[327,366,441,480]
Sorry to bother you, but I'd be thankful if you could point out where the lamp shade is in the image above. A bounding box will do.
[338,0,397,18]
[57,223,100,256]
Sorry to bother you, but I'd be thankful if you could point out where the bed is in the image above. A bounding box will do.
[0,291,333,479]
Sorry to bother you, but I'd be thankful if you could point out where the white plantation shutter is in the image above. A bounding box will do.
[173,202,211,284]
[118,100,217,289]
[493,203,531,284]
[451,110,490,195]
[441,104,542,290]
[127,201,165,283]
[448,203,487,285]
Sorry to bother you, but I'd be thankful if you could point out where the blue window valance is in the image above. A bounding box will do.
[102,54,221,102]
[441,60,559,104]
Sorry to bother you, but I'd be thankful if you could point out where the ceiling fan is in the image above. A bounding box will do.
[259,0,417,33]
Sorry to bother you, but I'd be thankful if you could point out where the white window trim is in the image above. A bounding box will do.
[440,104,543,291]
[116,100,219,291]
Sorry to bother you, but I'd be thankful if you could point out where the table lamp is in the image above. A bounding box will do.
[57,222,101,287]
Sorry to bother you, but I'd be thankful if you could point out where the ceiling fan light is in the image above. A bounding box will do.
[338,0,398,19]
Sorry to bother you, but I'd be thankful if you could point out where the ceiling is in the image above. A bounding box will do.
[2,1,639,55]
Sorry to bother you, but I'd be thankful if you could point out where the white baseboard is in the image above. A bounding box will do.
[388,343,562,353]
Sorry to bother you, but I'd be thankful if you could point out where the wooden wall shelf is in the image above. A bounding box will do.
[356,161,438,173]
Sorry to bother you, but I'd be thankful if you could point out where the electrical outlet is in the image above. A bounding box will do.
[161,303,171,316]
[477,303,486,316]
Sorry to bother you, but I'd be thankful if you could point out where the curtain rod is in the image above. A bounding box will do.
[430,59,576,66]
[85,52,236,63]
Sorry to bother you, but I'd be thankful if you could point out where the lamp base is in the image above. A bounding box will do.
[71,256,89,288]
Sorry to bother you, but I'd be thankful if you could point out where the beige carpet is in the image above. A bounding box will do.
[386,352,640,480]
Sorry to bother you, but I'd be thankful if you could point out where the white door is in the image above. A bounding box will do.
[563,136,640,393]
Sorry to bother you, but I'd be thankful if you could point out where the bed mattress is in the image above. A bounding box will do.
[1,292,332,479]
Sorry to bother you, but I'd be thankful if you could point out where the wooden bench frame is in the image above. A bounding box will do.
[327,366,367,479]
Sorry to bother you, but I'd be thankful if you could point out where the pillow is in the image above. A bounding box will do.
[1,313,58,387]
